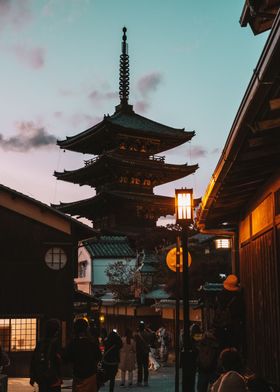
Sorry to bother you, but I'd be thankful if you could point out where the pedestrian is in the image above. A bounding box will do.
[63,318,102,392]
[189,324,201,392]
[210,347,246,391]
[213,274,244,351]
[157,325,171,366]
[146,326,160,371]
[134,321,152,387]
[102,329,123,392]
[30,318,62,392]
[197,330,220,392]
[119,328,136,387]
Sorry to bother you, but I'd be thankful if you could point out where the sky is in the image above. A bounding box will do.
[0,0,269,224]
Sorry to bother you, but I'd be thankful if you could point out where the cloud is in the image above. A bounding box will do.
[0,0,32,30]
[137,72,163,97]
[134,100,149,113]
[0,121,57,152]
[190,145,207,158]
[88,89,118,104]
[9,44,45,69]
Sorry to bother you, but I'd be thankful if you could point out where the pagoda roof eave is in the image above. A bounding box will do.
[52,191,175,218]
[54,153,198,187]
[57,109,195,154]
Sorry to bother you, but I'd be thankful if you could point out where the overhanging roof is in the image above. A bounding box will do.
[57,106,194,155]
[199,9,280,229]
[54,152,198,188]
[0,183,95,239]
[83,236,136,258]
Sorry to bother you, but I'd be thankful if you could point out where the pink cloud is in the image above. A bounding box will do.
[0,0,32,30]
[10,44,45,69]
[137,72,163,97]
[190,145,207,158]
[134,100,149,113]
[88,89,118,103]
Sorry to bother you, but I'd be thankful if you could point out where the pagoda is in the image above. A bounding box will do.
[54,27,198,235]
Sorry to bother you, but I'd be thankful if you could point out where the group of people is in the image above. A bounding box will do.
[184,274,278,392]
[29,318,161,392]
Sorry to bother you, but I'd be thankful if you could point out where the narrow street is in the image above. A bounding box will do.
[8,365,176,392]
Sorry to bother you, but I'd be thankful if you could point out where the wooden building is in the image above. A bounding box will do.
[53,27,198,236]
[0,184,94,376]
[198,6,280,385]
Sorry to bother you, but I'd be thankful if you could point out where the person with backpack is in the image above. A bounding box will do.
[197,330,220,392]
[134,321,152,386]
[102,330,123,392]
[30,318,62,392]
[63,318,102,392]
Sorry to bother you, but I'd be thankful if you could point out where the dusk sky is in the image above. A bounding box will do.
[0,0,268,224]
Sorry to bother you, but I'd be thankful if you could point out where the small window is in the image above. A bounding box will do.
[0,318,37,352]
[215,239,231,249]
[78,261,87,278]
[45,247,67,270]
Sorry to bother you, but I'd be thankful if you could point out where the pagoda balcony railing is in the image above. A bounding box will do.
[149,155,165,163]
[84,154,165,166]
[84,156,99,166]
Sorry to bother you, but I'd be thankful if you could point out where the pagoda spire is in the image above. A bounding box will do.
[119,27,130,105]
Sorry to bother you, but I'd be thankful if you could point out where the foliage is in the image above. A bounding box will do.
[105,260,136,300]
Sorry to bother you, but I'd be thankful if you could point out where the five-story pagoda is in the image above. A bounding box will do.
[54,28,198,235]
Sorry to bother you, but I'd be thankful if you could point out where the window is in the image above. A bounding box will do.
[78,261,87,278]
[215,239,231,249]
[45,247,67,270]
[0,318,37,352]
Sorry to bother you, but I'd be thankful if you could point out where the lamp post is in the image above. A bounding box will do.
[175,188,193,392]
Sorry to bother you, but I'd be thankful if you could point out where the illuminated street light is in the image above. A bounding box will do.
[175,188,193,392]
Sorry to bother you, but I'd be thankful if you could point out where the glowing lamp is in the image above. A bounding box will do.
[215,238,231,249]
[175,188,193,224]
[99,314,105,323]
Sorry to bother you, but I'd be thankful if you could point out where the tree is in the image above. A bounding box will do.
[105,260,136,300]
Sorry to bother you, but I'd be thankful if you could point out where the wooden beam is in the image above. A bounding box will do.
[248,132,280,147]
[269,97,280,111]
[239,144,280,161]
[255,117,280,131]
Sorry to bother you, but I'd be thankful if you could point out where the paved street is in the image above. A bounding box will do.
[8,365,176,392]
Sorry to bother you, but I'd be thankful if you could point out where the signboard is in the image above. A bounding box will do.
[166,247,192,272]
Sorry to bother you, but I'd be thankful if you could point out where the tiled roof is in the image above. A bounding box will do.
[83,236,136,258]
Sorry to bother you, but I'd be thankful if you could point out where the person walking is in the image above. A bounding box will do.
[30,319,62,392]
[157,325,171,366]
[134,321,152,387]
[102,330,123,392]
[119,328,136,387]
[63,318,102,392]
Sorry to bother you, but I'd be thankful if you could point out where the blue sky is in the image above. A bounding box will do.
[0,0,268,221]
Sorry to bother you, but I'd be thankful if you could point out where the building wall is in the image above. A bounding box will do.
[76,245,92,293]
[0,206,77,376]
[239,174,280,384]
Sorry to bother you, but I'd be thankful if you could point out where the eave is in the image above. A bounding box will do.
[199,9,280,230]
[57,109,195,155]
[239,1,279,35]
[54,153,198,187]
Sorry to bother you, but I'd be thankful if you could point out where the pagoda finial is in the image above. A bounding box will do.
[119,26,129,105]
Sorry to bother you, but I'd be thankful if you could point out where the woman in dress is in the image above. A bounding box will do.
[119,329,136,387]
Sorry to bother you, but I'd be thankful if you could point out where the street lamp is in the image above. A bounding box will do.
[175,188,193,392]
